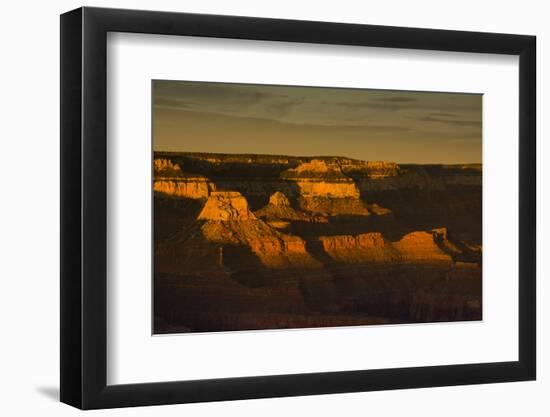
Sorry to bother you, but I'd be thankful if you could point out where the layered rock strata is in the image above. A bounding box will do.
[198,191,321,269]
[320,230,453,264]
[153,158,216,199]
[281,160,370,216]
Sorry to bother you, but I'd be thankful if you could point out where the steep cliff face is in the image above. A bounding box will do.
[320,232,399,263]
[282,159,360,197]
[153,158,216,199]
[154,154,481,208]
[281,160,370,216]
[198,191,256,220]
[154,178,216,199]
[393,231,453,262]
[319,230,453,264]
[198,191,321,269]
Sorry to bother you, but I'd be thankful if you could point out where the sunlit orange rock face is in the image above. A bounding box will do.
[153,158,216,199]
[198,191,320,269]
[198,191,256,221]
[154,178,216,199]
[282,159,360,198]
[393,231,453,262]
[320,232,399,263]
[320,230,453,264]
[154,158,182,174]
[341,160,400,179]
[282,159,370,215]
[269,191,291,206]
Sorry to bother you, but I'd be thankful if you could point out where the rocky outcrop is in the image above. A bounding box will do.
[154,158,183,175]
[393,231,452,262]
[269,191,291,206]
[355,169,444,192]
[281,160,370,216]
[198,191,256,221]
[282,159,351,179]
[154,177,216,199]
[341,161,400,179]
[282,159,360,198]
[320,232,399,263]
[295,181,360,198]
[320,230,453,264]
[255,192,322,222]
[367,203,392,215]
[198,191,321,269]
[154,158,216,199]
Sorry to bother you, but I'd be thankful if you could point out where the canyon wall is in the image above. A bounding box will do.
[154,152,482,332]
[281,159,370,215]
[154,177,216,199]
[153,154,481,201]
[319,230,453,265]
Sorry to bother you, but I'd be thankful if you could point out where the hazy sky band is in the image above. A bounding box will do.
[153,80,482,164]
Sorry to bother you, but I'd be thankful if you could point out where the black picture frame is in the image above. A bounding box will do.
[60,6,536,410]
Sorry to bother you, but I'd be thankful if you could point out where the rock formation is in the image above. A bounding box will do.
[198,191,256,221]
[341,160,400,179]
[198,191,321,269]
[367,203,392,215]
[255,191,320,222]
[281,159,370,216]
[153,158,216,199]
[269,191,292,206]
[282,159,360,197]
[319,232,399,263]
[154,158,183,175]
[393,231,452,262]
[320,230,453,264]
[154,177,216,199]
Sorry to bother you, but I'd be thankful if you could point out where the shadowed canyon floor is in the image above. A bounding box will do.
[153,152,482,333]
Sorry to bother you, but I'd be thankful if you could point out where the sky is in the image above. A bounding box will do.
[153,80,482,164]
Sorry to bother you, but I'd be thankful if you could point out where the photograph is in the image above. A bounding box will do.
[152,80,483,334]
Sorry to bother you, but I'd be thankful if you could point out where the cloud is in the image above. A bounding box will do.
[335,101,413,111]
[153,97,194,110]
[265,97,303,117]
[155,81,285,104]
[374,96,417,103]
[419,116,481,127]
[429,112,458,118]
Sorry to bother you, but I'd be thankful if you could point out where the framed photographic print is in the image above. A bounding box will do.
[60,6,536,409]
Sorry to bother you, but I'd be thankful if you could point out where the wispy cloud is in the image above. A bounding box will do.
[429,112,458,118]
[153,97,195,110]
[375,96,417,103]
[419,116,481,128]
[335,101,413,111]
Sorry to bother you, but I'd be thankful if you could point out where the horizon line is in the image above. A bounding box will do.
[153,149,482,165]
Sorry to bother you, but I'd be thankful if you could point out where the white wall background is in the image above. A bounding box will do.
[0,0,546,415]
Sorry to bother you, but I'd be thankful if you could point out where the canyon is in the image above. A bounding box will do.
[153,152,482,333]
